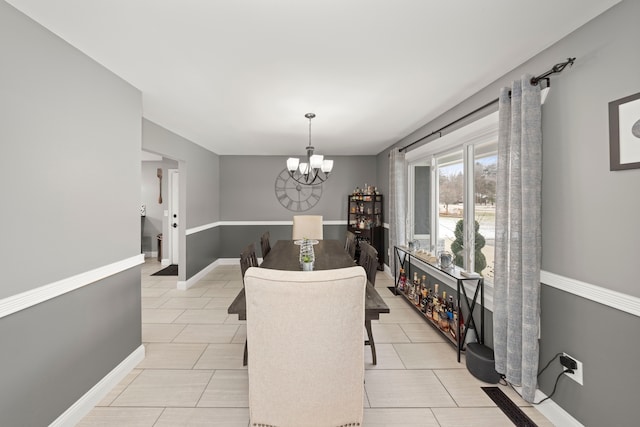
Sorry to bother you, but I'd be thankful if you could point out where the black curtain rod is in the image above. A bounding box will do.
[398,57,576,153]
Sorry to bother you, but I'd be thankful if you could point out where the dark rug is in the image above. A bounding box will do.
[151,264,178,276]
[482,387,538,427]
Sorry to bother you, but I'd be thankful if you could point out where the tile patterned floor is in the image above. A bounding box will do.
[77,258,554,426]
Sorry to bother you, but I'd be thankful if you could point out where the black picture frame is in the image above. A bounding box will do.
[609,91,640,171]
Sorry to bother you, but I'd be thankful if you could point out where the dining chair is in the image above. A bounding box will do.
[358,241,378,286]
[358,241,380,364]
[345,230,357,261]
[239,242,259,366]
[291,215,323,240]
[260,231,271,260]
[239,243,258,284]
[244,266,366,426]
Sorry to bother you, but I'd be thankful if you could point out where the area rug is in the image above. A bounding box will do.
[151,264,178,276]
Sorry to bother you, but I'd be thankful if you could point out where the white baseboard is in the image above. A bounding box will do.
[143,251,158,259]
[50,345,145,427]
[515,387,584,427]
[177,259,226,290]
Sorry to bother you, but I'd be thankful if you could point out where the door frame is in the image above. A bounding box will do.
[167,168,179,265]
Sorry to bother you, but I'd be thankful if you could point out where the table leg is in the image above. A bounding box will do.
[365,320,377,365]
[243,340,248,366]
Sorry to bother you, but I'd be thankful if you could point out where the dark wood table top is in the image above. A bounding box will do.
[228,239,390,321]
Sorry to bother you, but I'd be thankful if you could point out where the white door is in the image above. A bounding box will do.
[168,169,179,265]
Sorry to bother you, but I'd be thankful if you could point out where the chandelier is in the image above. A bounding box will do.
[286,113,333,185]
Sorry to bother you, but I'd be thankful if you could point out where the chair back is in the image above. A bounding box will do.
[292,215,323,240]
[358,241,378,286]
[345,230,357,261]
[244,266,366,426]
[260,231,271,259]
[239,243,258,285]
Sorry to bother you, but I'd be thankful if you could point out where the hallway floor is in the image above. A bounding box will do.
[77,258,554,426]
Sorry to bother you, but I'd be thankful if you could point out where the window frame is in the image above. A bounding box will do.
[406,111,499,289]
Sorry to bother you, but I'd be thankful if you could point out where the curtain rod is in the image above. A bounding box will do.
[398,57,576,153]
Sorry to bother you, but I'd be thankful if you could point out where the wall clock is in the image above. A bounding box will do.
[274,168,323,212]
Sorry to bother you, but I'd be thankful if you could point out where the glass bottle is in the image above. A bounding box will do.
[425,289,433,318]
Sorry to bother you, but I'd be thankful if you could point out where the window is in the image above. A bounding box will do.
[407,112,498,284]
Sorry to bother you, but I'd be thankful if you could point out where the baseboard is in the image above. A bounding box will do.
[161,258,171,266]
[383,263,392,278]
[177,259,226,290]
[143,251,158,259]
[523,387,584,427]
[49,344,145,427]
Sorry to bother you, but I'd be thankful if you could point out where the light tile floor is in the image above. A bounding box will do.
[78,259,554,426]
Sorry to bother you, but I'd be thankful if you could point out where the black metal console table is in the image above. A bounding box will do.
[393,245,485,362]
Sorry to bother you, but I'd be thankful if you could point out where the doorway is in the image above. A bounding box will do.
[167,169,179,265]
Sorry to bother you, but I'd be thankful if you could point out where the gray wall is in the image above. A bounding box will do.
[377,1,640,425]
[142,119,221,280]
[218,155,379,257]
[220,155,378,220]
[0,2,142,425]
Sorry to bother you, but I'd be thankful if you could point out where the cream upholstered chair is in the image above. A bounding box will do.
[244,266,366,427]
[292,215,323,240]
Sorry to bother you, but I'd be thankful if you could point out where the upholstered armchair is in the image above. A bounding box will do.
[292,215,324,240]
[243,266,366,427]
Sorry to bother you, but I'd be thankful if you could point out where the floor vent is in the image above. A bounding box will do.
[482,387,538,427]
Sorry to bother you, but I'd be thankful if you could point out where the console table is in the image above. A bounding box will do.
[393,245,485,362]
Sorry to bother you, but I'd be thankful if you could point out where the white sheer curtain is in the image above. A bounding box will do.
[389,148,406,273]
[493,75,542,403]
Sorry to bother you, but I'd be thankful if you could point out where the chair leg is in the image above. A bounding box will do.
[243,340,248,366]
[364,320,377,365]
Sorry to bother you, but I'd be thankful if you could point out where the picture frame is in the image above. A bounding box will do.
[609,91,640,171]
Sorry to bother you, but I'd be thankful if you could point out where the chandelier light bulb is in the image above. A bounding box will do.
[322,159,333,173]
[287,157,300,172]
[310,154,323,169]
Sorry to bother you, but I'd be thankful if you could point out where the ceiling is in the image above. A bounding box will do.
[8,0,620,156]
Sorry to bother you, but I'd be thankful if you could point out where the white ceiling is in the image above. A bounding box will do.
[8,0,620,156]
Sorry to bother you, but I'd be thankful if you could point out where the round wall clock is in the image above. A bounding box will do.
[274,168,323,212]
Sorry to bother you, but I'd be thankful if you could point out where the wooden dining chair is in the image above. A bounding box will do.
[240,243,258,284]
[345,230,357,261]
[358,241,380,364]
[260,231,271,260]
[292,215,323,240]
[239,242,259,366]
[358,241,378,287]
[244,266,366,426]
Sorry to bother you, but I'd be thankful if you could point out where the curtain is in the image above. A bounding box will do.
[389,148,407,273]
[493,75,542,403]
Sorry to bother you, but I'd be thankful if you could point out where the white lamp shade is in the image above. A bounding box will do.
[321,159,333,173]
[299,162,310,175]
[310,154,324,169]
[287,157,299,172]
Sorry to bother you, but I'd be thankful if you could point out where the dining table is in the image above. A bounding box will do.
[227,239,390,365]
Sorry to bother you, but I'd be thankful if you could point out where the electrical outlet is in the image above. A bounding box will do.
[562,352,583,385]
